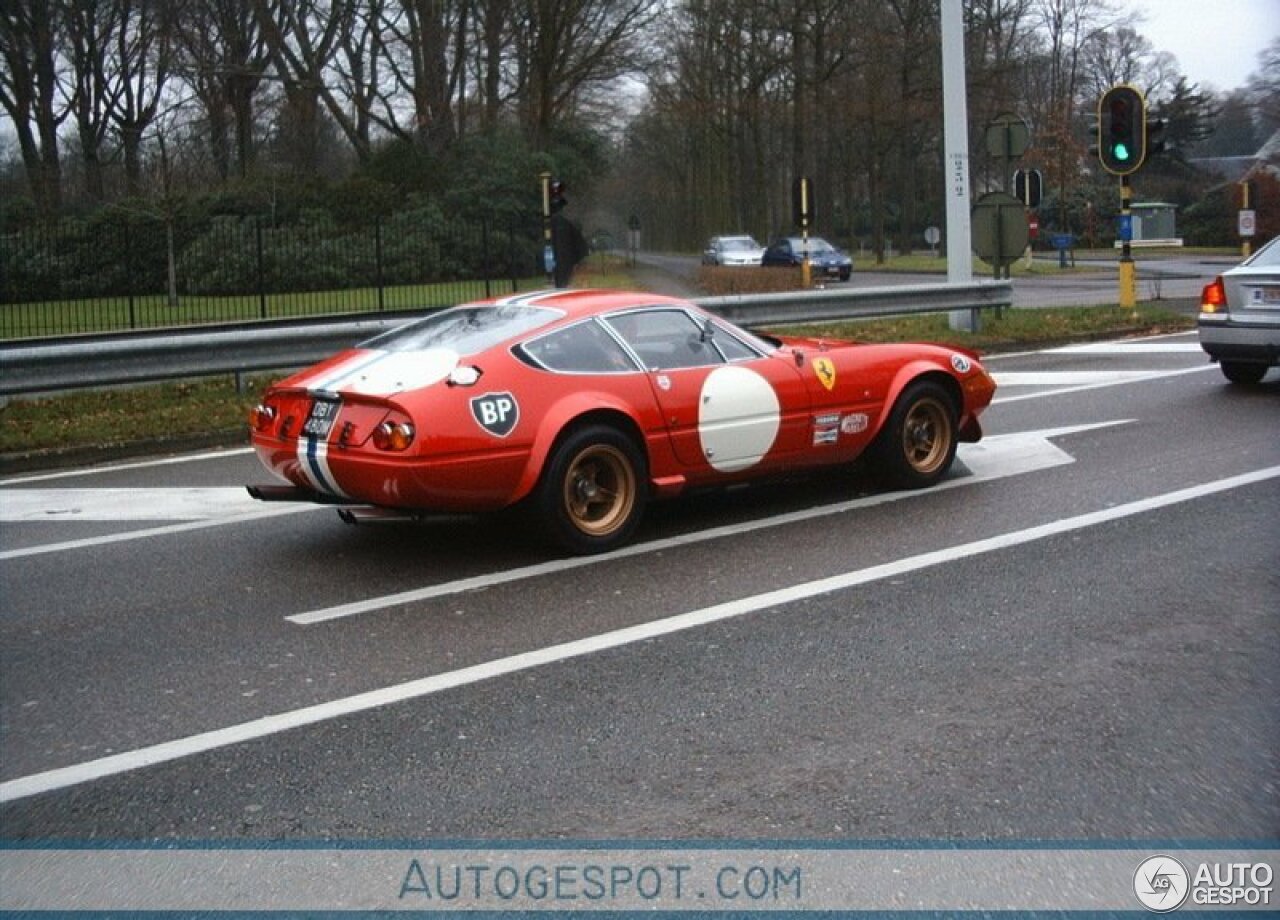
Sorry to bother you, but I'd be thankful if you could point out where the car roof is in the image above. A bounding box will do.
[467,288,695,323]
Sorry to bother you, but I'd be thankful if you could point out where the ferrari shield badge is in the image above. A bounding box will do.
[470,392,519,437]
[812,357,836,391]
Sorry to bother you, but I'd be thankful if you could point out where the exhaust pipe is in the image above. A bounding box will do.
[246,484,348,504]
[337,507,421,526]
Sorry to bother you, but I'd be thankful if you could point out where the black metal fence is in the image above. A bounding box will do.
[0,211,543,340]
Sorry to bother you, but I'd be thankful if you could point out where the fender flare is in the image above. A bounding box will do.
[509,392,648,504]
[869,360,963,443]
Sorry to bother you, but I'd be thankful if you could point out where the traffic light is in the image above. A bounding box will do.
[1097,85,1146,175]
[1146,117,1167,158]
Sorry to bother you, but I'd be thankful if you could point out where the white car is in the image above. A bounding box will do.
[702,235,765,266]
[1199,236,1280,384]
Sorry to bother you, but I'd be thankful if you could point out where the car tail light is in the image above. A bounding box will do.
[249,404,277,432]
[1201,277,1227,316]
[372,421,415,452]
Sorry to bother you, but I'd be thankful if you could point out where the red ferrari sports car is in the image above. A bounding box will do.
[248,289,996,553]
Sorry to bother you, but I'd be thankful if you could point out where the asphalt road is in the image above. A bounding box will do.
[640,251,1241,306]
[1,332,1277,842]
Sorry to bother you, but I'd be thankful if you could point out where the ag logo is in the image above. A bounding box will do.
[1134,855,1190,912]
[470,392,519,437]
[812,357,836,391]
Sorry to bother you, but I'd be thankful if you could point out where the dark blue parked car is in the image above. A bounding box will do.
[761,236,853,281]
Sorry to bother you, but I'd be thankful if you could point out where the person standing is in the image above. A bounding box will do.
[548,179,588,288]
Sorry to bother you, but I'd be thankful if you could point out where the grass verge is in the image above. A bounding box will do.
[0,298,1196,470]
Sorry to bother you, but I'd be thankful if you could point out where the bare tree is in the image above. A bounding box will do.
[64,0,123,201]
[109,0,177,196]
[379,0,463,153]
[172,0,273,179]
[0,0,68,214]
[514,0,660,146]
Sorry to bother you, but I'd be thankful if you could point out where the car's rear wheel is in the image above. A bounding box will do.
[537,424,646,554]
[1220,360,1268,385]
[869,380,958,489]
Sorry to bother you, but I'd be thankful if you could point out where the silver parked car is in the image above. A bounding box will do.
[1199,236,1280,384]
[702,235,765,266]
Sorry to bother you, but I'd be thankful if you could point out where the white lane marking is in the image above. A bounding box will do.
[0,447,255,486]
[992,364,1215,404]
[0,506,324,561]
[0,488,270,522]
[287,421,1130,624]
[4,465,1275,804]
[994,370,1160,387]
[1047,343,1205,354]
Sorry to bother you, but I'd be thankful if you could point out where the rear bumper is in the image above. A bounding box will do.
[1198,319,1280,365]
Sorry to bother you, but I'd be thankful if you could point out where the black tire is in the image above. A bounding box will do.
[535,424,647,554]
[868,380,959,489]
[1220,361,1268,385]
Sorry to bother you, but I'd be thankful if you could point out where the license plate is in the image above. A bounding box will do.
[302,396,340,439]
[1255,287,1280,305]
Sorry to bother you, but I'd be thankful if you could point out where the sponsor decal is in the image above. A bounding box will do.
[470,392,520,437]
[814,413,841,427]
[812,357,837,390]
[951,353,972,374]
[656,374,672,391]
[813,428,839,446]
[841,413,869,435]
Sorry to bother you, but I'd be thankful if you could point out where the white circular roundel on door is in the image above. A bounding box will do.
[698,365,781,473]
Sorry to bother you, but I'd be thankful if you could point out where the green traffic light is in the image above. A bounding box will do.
[1113,142,1131,161]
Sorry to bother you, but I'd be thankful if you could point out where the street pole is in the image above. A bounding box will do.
[1118,175,1136,310]
[941,0,977,332]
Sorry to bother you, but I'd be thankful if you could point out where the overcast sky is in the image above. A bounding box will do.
[1129,0,1278,92]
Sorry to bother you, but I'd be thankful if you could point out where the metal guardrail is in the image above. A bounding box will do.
[0,281,1011,396]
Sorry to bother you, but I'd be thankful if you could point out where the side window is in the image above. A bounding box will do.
[712,324,761,362]
[518,319,637,373]
[605,310,724,370]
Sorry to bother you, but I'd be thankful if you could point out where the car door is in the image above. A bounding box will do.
[604,308,810,473]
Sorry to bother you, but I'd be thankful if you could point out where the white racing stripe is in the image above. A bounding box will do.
[3,465,1275,804]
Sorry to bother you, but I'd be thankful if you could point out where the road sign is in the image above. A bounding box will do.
[1117,214,1133,242]
[1239,210,1257,237]
[1013,168,1042,208]
[971,191,1029,278]
[985,113,1031,160]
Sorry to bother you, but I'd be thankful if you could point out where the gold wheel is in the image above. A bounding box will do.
[562,443,637,538]
[900,395,953,476]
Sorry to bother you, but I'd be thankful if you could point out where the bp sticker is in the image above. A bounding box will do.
[470,392,519,437]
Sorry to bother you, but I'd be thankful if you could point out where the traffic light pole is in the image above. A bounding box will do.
[539,172,554,286]
[1118,175,1136,310]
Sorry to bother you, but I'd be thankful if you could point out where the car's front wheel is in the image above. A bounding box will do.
[868,381,958,489]
[536,424,646,554]
[1220,360,1268,385]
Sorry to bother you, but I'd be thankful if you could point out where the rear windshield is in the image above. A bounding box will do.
[360,305,561,355]
[1245,237,1280,268]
